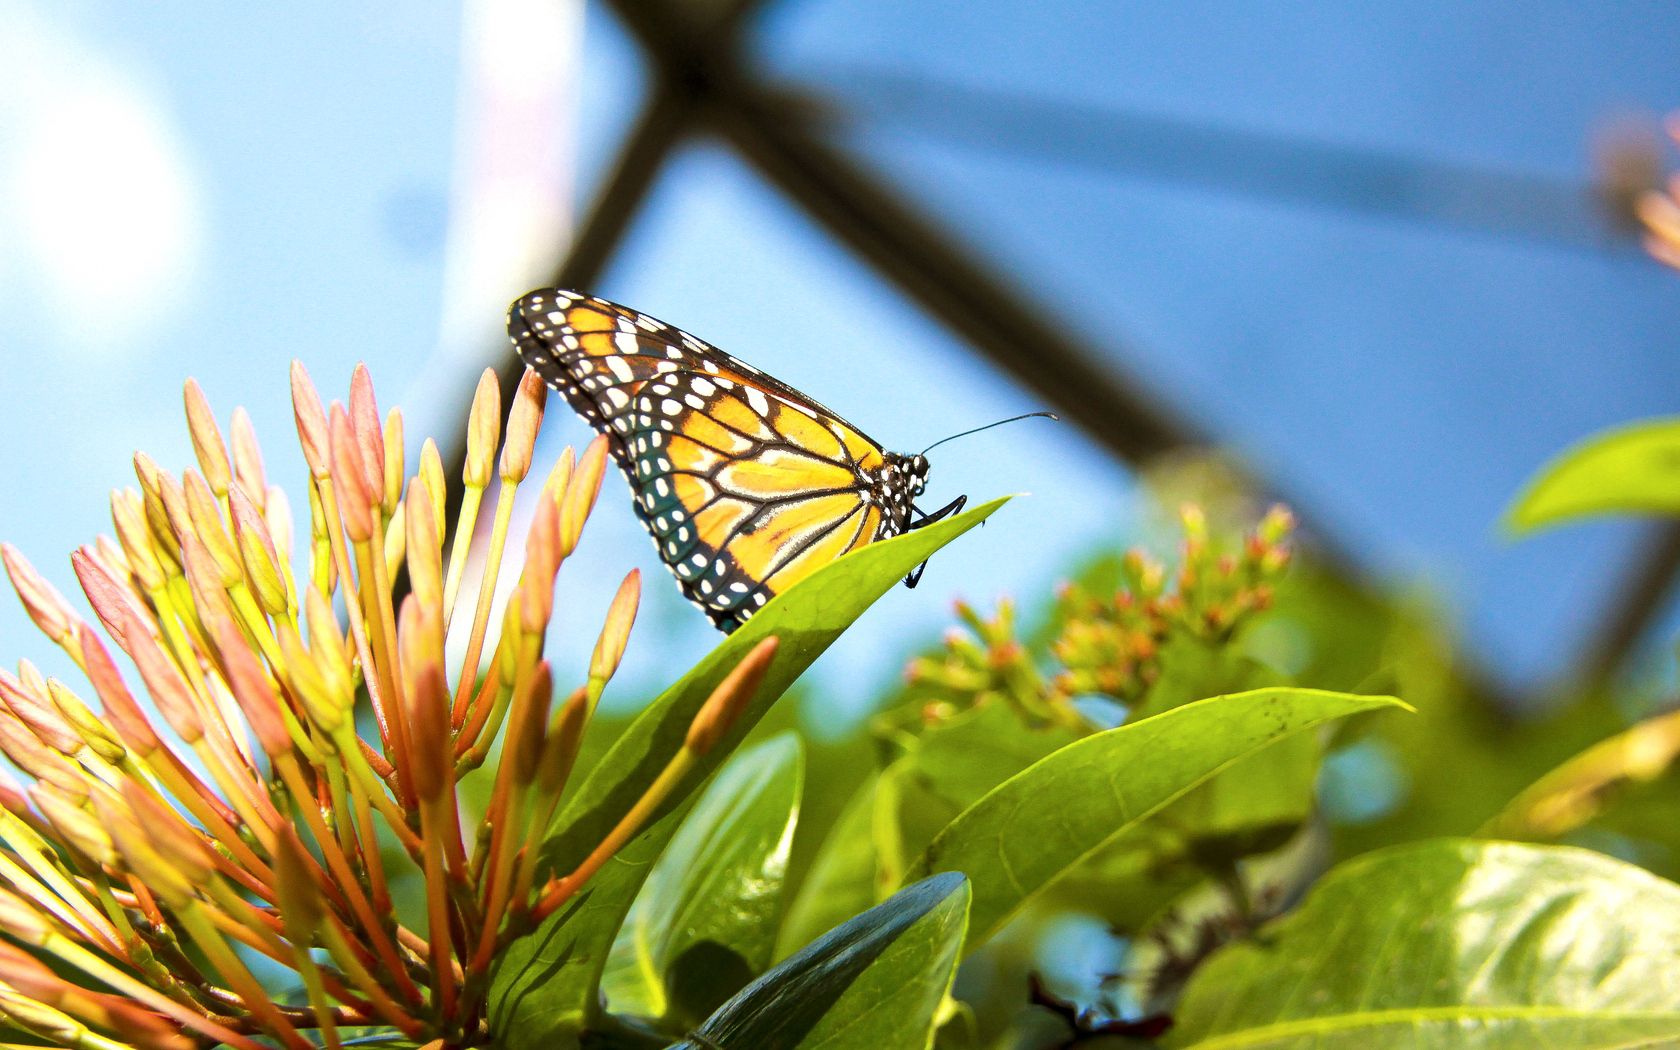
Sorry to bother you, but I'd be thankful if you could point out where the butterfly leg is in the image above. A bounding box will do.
[903,494,968,588]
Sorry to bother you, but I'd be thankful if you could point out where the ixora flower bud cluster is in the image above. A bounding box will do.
[906,504,1293,726]
[0,364,776,1049]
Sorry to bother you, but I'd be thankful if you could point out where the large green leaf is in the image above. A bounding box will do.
[1506,417,1680,533]
[775,771,885,961]
[487,497,1007,1048]
[906,689,1407,949]
[603,733,804,1030]
[1170,839,1680,1048]
[672,872,970,1050]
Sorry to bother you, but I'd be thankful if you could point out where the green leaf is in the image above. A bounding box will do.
[672,873,970,1050]
[775,772,886,961]
[1506,417,1680,533]
[1169,839,1680,1049]
[881,703,1084,891]
[487,497,1008,1048]
[907,688,1408,950]
[603,733,804,1030]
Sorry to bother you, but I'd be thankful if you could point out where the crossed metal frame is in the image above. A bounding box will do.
[448,0,1676,702]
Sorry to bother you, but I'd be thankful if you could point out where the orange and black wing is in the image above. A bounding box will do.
[509,289,900,631]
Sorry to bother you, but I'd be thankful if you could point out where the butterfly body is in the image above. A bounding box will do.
[509,289,961,632]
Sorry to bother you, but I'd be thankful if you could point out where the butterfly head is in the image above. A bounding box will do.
[907,453,930,495]
[880,451,929,498]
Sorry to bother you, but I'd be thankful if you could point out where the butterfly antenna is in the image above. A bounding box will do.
[920,412,1059,456]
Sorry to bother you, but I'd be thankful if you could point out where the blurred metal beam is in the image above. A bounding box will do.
[1570,522,1680,686]
[712,90,1199,464]
[605,2,1194,463]
[603,0,1383,576]
[818,69,1639,255]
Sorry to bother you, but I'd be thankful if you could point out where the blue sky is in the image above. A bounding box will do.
[4,2,1680,727]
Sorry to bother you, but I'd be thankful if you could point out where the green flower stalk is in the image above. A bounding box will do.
[0,364,775,1048]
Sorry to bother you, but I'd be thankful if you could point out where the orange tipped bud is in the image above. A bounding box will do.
[1,545,75,646]
[380,410,405,513]
[77,627,160,757]
[206,608,289,757]
[558,436,609,556]
[291,360,332,479]
[588,570,640,685]
[501,368,547,483]
[509,662,555,788]
[272,825,325,940]
[229,484,287,614]
[97,789,195,907]
[44,679,124,764]
[30,784,113,865]
[177,534,237,628]
[151,467,192,548]
[686,636,779,755]
[111,488,165,591]
[0,670,79,756]
[183,378,232,497]
[93,534,131,584]
[419,438,447,531]
[229,406,268,506]
[1258,503,1294,546]
[399,603,450,804]
[0,887,54,947]
[464,369,501,488]
[278,623,340,734]
[383,501,407,581]
[398,595,446,692]
[536,685,590,798]
[518,500,561,637]
[182,471,241,587]
[0,715,84,797]
[127,780,216,882]
[540,445,576,502]
[405,483,443,612]
[123,615,204,745]
[303,586,353,700]
[494,600,524,686]
[329,404,376,542]
[350,363,386,499]
[70,548,147,653]
[130,451,182,561]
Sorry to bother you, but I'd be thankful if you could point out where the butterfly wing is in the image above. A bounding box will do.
[509,289,901,631]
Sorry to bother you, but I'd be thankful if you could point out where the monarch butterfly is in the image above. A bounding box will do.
[508,289,1046,632]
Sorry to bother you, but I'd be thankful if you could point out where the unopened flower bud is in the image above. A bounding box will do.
[0,546,75,646]
[464,369,501,488]
[500,368,547,483]
[181,472,241,587]
[229,406,268,508]
[558,436,609,555]
[290,360,331,479]
[350,363,386,501]
[183,378,232,497]
[588,570,640,685]
[686,636,779,755]
[418,439,447,533]
[329,405,376,542]
[229,484,287,615]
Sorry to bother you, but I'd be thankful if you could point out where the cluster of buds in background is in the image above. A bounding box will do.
[905,504,1293,728]
[1635,113,1680,273]
[0,365,774,1048]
